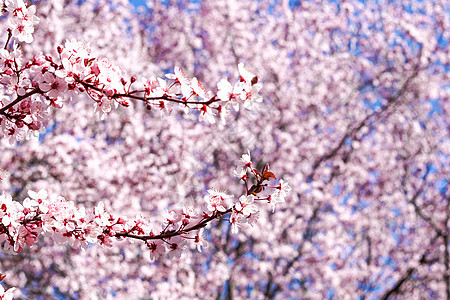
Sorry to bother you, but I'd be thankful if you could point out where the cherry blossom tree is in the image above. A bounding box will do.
[0,0,448,299]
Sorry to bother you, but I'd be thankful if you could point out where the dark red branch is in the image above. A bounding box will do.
[0,88,41,115]
[77,79,220,106]
[115,208,232,241]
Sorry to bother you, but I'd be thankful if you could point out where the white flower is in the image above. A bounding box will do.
[13,225,28,252]
[229,211,244,234]
[7,2,39,44]
[194,228,209,252]
[217,79,241,111]
[235,195,258,216]
[191,77,207,99]
[238,63,258,86]
[270,179,291,212]
[166,67,190,86]
[204,189,234,213]
[241,83,263,110]
[28,189,49,213]
[198,104,216,124]
[0,283,15,300]
[163,209,181,227]
[236,150,252,173]
[94,201,111,226]
[83,224,102,244]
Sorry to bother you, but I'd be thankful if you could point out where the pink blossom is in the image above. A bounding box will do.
[193,228,209,252]
[240,83,263,110]
[94,202,112,227]
[6,0,39,43]
[246,211,259,226]
[204,189,234,213]
[166,67,190,86]
[235,195,258,216]
[198,104,216,124]
[9,17,34,43]
[269,179,291,212]
[147,240,165,262]
[191,77,208,99]
[164,209,181,227]
[166,236,186,259]
[27,189,49,213]
[217,79,240,111]
[38,72,68,99]
[229,212,244,234]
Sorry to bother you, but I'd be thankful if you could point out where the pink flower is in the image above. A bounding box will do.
[199,104,216,124]
[193,228,209,252]
[204,189,234,213]
[83,224,102,244]
[152,77,177,101]
[9,17,34,43]
[38,72,68,99]
[55,39,91,81]
[166,67,190,86]
[217,79,240,111]
[143,76,159,96]
[182,206,199,225]
[166,236,186,259]
[182,206,199,219]
[191,77,207,99]
[147,240,165,262]
[43,196,69,217]
[5,0,25,12]
[269,179,291,212]
[94,201,112,227]
[240,83,263,110]
[233,167,247,181]
[94,58,124,96]
[164,209,181,227]
[217,103,230,125]
[235,195,258,216]
[6,1,39,44]
[229,212,244,234]
[246,211,260,226]
[13,225,35,253]
[217,64,262,111]
[0,193,15,212]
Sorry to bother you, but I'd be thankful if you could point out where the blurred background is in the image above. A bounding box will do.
[0,0,448,299]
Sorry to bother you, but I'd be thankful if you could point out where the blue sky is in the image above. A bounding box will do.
[130,0,147,7]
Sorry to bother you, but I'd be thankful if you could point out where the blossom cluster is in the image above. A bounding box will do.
[3,0,39,43]
[0,152,289,262]
[52,40,262,122]
[0,0,263,144]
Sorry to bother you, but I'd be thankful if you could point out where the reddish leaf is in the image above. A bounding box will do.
[262,171,276,181]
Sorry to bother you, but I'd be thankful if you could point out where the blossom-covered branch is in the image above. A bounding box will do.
[0,0,263,144]
[0,151,290,261]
